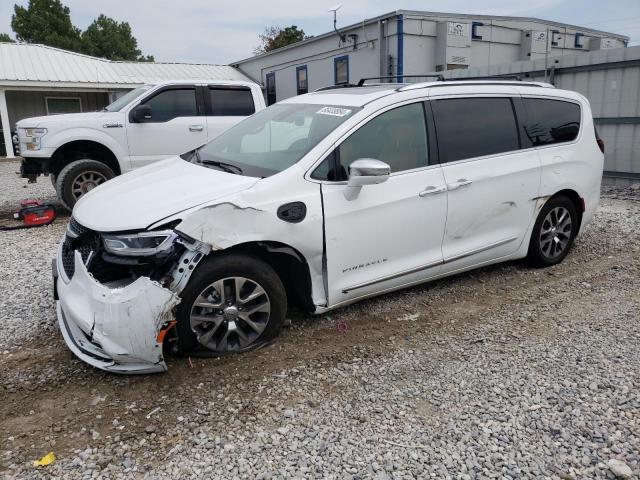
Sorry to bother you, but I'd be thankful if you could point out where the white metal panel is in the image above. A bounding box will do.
[0,43,251,88]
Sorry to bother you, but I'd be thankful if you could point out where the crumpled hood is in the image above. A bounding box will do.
[16,111,121,128]
[73,156,260,232]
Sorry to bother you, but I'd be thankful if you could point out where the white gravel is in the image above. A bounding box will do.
[0,161,65,350]
[1,164,639,479]
[0,160,61,212]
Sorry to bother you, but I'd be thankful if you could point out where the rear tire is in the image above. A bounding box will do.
[56,159,115,211]
[527,195,578,268]
[176,254,287,356]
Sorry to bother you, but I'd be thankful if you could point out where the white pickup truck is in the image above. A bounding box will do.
[16,80,265,209]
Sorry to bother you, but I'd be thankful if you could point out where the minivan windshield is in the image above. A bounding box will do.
[189,103,359,177]
[104,84,153,112]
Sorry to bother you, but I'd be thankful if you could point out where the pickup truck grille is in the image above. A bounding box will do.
[61,218,100,279]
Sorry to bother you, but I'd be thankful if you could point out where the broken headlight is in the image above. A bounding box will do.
[102,231,177,257]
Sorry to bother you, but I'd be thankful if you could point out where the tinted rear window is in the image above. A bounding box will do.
[431,97,520,163]
[209,88,255,116]
[522,98,581,147]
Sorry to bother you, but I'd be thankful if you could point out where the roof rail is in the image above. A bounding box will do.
[443,74,524,81]
[314,83,359,92]
[357,75,444,86]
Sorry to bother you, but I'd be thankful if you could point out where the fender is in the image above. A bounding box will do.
[48,128,129,170]
[171,165,328,309]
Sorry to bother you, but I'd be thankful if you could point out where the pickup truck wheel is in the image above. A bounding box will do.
[56,159,115,210]
[176,254,287,356]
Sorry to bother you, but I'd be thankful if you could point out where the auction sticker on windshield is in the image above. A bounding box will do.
[316,106,352,117]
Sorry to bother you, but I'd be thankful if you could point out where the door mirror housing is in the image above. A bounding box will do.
[347,158,391,187]
[130,104,152,123]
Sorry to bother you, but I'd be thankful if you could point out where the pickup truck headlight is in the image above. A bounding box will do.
[19,128,47,151]
[102,231,177,257]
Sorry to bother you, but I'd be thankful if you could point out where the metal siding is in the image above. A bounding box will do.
[5,90,110,130]
[0,43,251,88]
[432,44,640,177]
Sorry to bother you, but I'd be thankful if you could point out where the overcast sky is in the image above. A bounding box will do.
[1,0,639,64]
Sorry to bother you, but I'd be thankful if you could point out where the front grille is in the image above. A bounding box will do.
[61,217,100,279]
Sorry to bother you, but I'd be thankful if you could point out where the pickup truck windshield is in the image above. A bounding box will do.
[191,103,359,177]
[104,85,153,112]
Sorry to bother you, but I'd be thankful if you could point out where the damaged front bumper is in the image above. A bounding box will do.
[56,250,181,374]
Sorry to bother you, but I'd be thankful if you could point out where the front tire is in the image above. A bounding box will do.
[176,254,287,355]
[56,159,115,211]
[527,195,578,268]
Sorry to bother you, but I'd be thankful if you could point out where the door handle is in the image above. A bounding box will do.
[447,179,472,191]
[189,125,204,132]
[419,185,447,197]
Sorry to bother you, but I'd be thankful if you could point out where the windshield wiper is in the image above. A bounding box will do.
[199,158,243,175]
[187,149,243,175]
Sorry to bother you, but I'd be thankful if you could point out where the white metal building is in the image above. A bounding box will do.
[232,10,629,104]
[0,43,251,158]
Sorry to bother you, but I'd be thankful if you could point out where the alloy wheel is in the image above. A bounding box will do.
[189,277,271,352]
[539,206,573,259]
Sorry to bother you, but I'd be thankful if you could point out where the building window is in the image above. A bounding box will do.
[296,65,308,95]
[45,97,82,115]
[334,55,349,85]
[266,72,276,106]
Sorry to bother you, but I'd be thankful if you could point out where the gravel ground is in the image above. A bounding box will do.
[0,160,61,213]
[0,162,639,479]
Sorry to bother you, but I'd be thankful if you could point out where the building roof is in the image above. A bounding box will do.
[233,9,630,64]
[0,43,251,89]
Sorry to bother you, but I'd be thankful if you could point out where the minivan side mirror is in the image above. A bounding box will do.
[130,104,152,123]
[347,158,390,187]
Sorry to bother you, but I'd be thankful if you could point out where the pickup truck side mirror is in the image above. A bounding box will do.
[130,104,152,123]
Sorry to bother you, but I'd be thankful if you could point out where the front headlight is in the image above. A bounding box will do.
[102,231,177,257]
[19,127,47,151]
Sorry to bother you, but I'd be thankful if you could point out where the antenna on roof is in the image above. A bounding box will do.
[329,4,346,43]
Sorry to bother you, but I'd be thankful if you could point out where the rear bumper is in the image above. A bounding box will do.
[56,250,180,374]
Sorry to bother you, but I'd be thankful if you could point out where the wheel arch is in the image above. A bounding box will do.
[210,240,315,312]
[50,140,121,176]
[549,188,584,232]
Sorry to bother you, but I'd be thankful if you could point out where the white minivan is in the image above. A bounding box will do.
[54,79,604,373]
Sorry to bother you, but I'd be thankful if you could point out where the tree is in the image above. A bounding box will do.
[254,25,308,54]
[9,0,154,61]
[81,14,154,62]
[0,33,15,42]
[11,0,81,51]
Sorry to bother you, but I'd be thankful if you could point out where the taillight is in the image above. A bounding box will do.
[594,125,605,153]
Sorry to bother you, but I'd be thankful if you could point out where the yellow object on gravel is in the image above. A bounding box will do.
[33,452,55,467]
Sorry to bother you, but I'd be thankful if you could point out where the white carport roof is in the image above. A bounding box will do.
[0,42,251,89]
